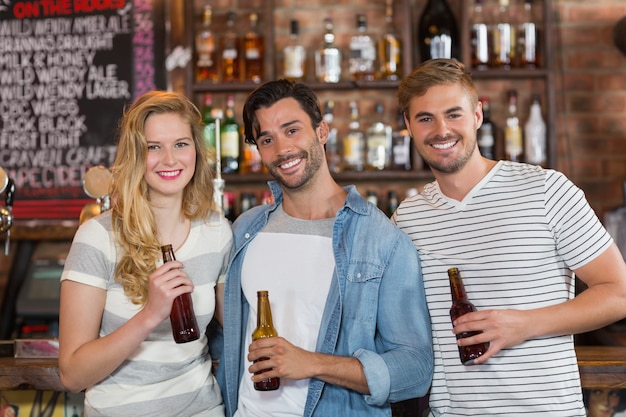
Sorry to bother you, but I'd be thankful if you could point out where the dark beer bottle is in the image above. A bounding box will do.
[448,267,489,365]
[161,244,200,343]
[252,290,280,391]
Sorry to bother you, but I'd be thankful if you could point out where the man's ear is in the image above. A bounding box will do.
[317,120,330,145]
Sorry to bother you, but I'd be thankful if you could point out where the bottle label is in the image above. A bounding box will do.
[284,46,305,78]
[221,130,239,158]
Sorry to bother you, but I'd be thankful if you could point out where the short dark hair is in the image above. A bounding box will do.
[242,79,323,146]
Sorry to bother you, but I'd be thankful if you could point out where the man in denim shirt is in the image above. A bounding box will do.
[216,80,433,417]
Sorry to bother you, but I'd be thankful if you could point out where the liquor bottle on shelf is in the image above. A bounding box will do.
[315,17,342,83]
[283,19,306,81]
[391,108,412,171]
[378,0,402,81]
[517,0,539,68]
[366,190,379,208]
[492,0,515,69]
[220,11,241,83]
[524,94,547,166]
[243,12,264,84]
[242,142,262,174]
[201,93,216,165]
[470,0,490,70]
[448,267,489,365]
[366,103,392,171]
[417,0,460,62]
[342,101,365,171]
[323,100,342,174]
[477,97,496,160]
[387,190,399,217]
[195,5,218,83]
[221,94,240,173]
[504,90,523,162]
[252,290,280,391]
[349,13,376,81]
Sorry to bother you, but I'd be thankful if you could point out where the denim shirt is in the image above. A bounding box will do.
[217,182,433,417]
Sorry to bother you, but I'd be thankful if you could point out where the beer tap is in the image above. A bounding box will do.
[79,165,112,225]
[0,168,15,256]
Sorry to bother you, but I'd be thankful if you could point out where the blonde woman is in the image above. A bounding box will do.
[59,91,232,417]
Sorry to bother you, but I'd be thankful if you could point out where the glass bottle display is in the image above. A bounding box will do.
[195,5,218,82]
[283,19,306,81]
[252,290,280,391]
[349,13,376,81]
[161,244,199,344]
[418,0,460,62]
[201,93,216,165]
[243,12,264,84]
[315,17,342,83]
[448,267,489,365]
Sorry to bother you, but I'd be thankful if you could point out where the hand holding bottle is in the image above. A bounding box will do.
[145,258,194,327]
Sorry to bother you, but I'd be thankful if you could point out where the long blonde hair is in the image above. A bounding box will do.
[111,91,215,305]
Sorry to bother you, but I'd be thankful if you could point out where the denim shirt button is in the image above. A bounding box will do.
[244,233,251,239]
[356,272,362,278]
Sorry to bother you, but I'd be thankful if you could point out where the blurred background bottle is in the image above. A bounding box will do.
[470,0,490,70]
[195,5,218,82]
[201,93,217,167]
[524,94,547,166]
[243,12,264,84]
[221,94,240,173]
[366,103,392,171]
[517,0,539,68]
[342,101,365,171]
[477,97,496,160]
[492,0,515,69]
[323,100,342,174]
[283,19,306,81]
[349,13,376,81]
[220,11,241,83]
[378,0,402,80]
[315,17,342,83]
[418,0,460,62]
[504,90,523,162]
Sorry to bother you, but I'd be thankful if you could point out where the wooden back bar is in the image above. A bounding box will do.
[0,346,624,392]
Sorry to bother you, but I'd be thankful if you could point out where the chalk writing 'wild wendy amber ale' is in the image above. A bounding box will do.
[161,244,200,343]
[252,290,280,391]
[448,267,489,365]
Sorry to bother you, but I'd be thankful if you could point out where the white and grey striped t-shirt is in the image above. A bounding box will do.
[61,210,232,417]
[394,160,612,417]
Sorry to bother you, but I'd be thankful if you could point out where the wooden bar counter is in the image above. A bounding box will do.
[0,346,625,392]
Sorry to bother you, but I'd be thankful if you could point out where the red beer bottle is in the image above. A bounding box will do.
[252,290,280,391]
[161,244,199,343]
[448,267,489,365]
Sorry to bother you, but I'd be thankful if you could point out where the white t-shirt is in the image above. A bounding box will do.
[236,205,335,417]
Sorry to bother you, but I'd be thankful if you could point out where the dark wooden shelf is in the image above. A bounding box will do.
[222,170,434,185]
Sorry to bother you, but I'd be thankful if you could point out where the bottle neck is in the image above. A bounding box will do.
[257,296,274,328]
[448,269,468,302]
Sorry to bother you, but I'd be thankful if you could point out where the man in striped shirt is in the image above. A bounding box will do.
[393,58,626,416]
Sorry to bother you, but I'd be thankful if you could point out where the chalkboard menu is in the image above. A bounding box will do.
[0,0,166,219]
